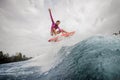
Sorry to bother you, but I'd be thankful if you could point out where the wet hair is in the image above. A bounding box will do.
[56,20,60,23]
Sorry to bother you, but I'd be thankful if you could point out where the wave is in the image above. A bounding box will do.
[0,35,120,80]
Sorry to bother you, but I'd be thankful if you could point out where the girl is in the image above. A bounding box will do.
[48,8,67,36]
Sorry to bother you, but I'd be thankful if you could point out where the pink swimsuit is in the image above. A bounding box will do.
[49,10,61,32]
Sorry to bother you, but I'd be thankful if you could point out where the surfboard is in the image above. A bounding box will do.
[48,36,61,42]
[61,31,75,37]
[48,31,75,42]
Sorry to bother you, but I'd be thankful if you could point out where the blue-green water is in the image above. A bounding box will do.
[0,36,120,80]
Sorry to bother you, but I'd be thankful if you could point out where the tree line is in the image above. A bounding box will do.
[0,51,32,64]
[113,30,120,35]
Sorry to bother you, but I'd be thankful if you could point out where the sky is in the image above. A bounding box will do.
[0,0,120,57]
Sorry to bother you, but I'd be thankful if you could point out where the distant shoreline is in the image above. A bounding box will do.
[0,51,32,64]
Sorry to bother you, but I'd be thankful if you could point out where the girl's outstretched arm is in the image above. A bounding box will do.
[48,8,54,23]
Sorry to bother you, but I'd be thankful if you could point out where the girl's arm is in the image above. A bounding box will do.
[48,8,54,23]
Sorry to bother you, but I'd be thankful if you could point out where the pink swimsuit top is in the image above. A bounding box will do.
[49,10,61,32]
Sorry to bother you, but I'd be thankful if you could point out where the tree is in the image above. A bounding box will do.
[0,51,3,57]
[0,51,32,64]
[4,53,9,58]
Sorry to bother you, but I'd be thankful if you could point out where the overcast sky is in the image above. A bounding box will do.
[0,0,120,57]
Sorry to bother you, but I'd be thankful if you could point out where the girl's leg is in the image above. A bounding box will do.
[53,29,57,35]
[61,29,67,33]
